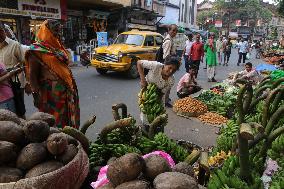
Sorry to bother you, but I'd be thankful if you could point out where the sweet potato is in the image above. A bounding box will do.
[0,141,18,165]
[0,167,23,183]
[29,112,55,127]
[47,133,68,156]
[23,120,50,143]
[25,161,63,178]
[143,155,171,180]
[16,143,47,170]
[107,153,144,186]
[0,121,25,144]
[0,109,21,125]
[153,172,198,189]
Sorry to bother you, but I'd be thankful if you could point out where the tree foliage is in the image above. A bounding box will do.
[279,0,284,16]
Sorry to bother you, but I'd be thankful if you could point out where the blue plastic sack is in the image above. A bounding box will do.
[256,64,277,72]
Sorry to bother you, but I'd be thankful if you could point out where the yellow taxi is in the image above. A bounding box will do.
[91,30,164,78]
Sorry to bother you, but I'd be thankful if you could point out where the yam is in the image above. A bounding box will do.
[107,153,144,186]
[0,141,18,165]
[0,167,23,183]
[47,133,68,155]
[29,112,55,127]
[143,155,171,180]
[25,161,63,178]
[17,143,47,170]
[172,162,195,177]
[0,109,21,125]
[24,120,50,143]
[153,172,198,189]
[115,180,150,189]
[62,133,78,146]
[0,121,25,144]
[97,183,115,189]
[57,144,78,165]
[107,157,117,165]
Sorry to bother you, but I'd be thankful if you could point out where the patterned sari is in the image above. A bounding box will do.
[25,20,80,129]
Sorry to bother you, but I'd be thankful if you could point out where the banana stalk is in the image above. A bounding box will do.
[148,114,168,139]
[240,123,254,140]
[184,149,201,165]
[265,105,284,136]
[80,115,96,135]
[112,103,128,121]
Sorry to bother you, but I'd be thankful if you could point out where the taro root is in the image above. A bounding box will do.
[0,121,25,144]
[49,127,61,135]
[0,167,23,183]
[0,141,18,165]
[107,157,117,165]
[172,162,195,177]
[97,183,115,189]
[107,153,144,186]
[0,109,21,125]
[62,133,78,146]
[143,155,171,180]
[57,144,78,165]
[115,180,150,189]
[153,172,199,189]
[25,161,63,178]
[24,120,50,143]
[17,143,47,170]
[47,133,68,155]
[29,112,55,127]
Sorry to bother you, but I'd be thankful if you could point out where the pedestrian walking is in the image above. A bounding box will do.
[216,36,223,65]
[25,19,80,129]
[223,38,232,66]
[182,33,194,73]
[204,34,218,82]
[237,38,249,66]
[0,21,27,117]
[189,34,204,78]
[0,63,23,113]
[161,24,178,107]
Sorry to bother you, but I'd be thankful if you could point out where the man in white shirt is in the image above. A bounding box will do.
[0,21,27,117]
[216,36,223,65]
[182,33,194,73]
[237,38,249,66]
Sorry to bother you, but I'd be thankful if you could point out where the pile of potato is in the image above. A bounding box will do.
[173,97,208,117]
[197,112,228,125]
[0,110,79,183]
[99,153,205,189]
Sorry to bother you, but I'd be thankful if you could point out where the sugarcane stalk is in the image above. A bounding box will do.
[272,77,284,88]
[249,122,265,133]
[199,151,209,172]
[271,89,284,114]
[265,105,284,136]
[112,103,128,120]
[262,87,283,127]
[80,115,96,134]
[248,133,266,149]
[243,85,253,115]
[99,117,133,142]
[148,114,168,139]
[267,126,284,144]
[184,149,201,165]
[240,123,254,140]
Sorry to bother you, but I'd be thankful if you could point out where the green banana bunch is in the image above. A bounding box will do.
[89,143,107,169]
[138,83,165,123]
[270,169,284,189]
[105,143,141,157]
[154,133,189,162]
[268,135,284,167]
[136,136,157,154]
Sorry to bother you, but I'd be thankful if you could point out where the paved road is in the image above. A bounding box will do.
[24,49,265,147]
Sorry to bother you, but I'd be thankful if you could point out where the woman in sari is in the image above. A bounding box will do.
[25,20,80,129]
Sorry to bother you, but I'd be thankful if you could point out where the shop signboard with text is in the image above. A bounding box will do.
[18,0,62,19]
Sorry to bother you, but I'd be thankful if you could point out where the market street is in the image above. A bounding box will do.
[24,49,265,147]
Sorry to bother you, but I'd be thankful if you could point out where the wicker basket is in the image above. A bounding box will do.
[0,143,89,189]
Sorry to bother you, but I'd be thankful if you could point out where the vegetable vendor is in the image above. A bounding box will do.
[233,62,259,84]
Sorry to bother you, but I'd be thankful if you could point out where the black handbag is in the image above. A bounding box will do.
[10,76,26,117]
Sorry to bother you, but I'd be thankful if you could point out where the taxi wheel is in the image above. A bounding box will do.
[126,63,139,79]
[96,68,108,75]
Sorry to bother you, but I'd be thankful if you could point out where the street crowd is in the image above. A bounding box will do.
[1,20,283,129]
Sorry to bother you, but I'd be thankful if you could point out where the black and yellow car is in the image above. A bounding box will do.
[91,30,164,78]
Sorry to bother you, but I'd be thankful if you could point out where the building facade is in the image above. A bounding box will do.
[178,0,197,29]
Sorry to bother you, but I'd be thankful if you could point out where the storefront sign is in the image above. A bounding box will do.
[18,0,61,19]
[215,20,222,28]
[127,23,157,31]
[97,32,108,47]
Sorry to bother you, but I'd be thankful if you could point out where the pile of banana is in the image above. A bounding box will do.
[138,83,165,123]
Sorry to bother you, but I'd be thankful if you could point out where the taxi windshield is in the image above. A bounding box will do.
[114,34,144,46]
